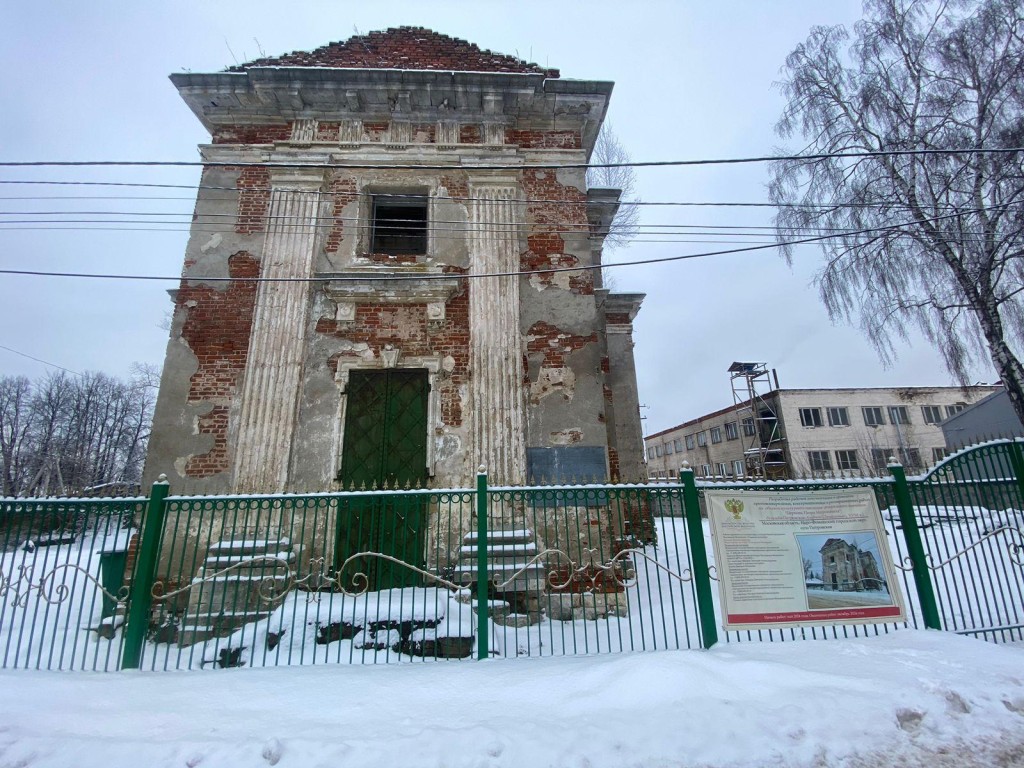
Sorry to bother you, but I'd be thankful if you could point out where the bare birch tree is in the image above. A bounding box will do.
[770,0,1024,426]
[587,122,641,250]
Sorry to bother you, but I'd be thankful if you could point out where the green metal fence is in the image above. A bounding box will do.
[1,440,1021,671]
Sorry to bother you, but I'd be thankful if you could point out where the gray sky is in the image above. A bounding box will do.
[0,1,998,435]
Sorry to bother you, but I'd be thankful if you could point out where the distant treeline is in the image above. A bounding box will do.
[0,367,156,497]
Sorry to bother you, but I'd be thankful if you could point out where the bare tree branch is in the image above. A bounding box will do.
[772,0,1024,425]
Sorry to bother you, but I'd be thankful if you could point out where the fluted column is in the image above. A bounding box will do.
[468,179,527,485]
[232,169,325,492]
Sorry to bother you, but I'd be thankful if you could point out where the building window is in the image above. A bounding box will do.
[827,407,850,427]
[664,442,673,455]
[799,407,823,427]
[716,462,728,477]
[701,464,712,477]
[710,427,722,444]
[696,432,707,447]
[900,447,922,469]
[655,445,663,457]
[371,194,428,255]
[921,405,943,424]
[742,418,756,436]
[808,451,832,472]
[888,406,910,425]
[870,447,891,470]
[732,459,745,477]
[685,435,695,450]
[724,421,738,440]
[946,403,967,418]
[674,438,683,452]
[835,450,859,471]
[863,407,885,427]
[932,447,949,463]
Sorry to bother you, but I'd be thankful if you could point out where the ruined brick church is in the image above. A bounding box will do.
[144,28,646,495]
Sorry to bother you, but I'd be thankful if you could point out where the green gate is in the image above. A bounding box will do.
[336,369,429,590]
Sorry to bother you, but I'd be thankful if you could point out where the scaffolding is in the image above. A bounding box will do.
[728,362,788,478]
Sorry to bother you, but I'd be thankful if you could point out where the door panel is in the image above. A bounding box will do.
[336,369,428,590]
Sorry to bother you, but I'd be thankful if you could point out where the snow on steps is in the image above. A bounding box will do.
[178,538,296,646]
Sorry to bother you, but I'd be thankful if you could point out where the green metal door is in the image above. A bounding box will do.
[336,369,429,591]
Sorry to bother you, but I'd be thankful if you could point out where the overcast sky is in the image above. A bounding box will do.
[0,1,998,435]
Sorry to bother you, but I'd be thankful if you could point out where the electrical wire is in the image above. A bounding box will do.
[1,145,1021,171]
[0,180,1000,214]
[0,343,81,376]
[0,203,1006,284]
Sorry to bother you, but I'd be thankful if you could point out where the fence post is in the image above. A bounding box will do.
[476,465,489,660]
[121,474,169,670]
[679,464,718,649]
[888,460,942,630]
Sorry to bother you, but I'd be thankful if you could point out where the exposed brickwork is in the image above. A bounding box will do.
[325,174,358,253]
[364,122,388,142]
[605,312,631,325]
[440,173,469,201]
[520,167,590,294]
[317,270,470,428]
[226,27,559,78]
[179,252,260,477]
[235,167,270,234]
[316,122,341,142]
[526,321,597,366]
[569,273,594,295]
[600,356,611,374]
[608,447,621,482]
[212,124,291,144]
[459,125,481,144]
[506,129,581,149]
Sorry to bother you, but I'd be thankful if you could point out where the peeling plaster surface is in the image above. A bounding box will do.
[530,365,576,403]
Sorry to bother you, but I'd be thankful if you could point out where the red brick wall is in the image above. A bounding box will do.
[325,174,358,253]
[506,129,581,149]
[235,167,270,235]
[526,321,597,366]
[212,124,291,144]
[316,269,470,428]
[179,252,260,477]
[520,168,593,295]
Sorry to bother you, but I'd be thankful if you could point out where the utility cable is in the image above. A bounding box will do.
[0,204,1005,284]
[1,145,1021,171]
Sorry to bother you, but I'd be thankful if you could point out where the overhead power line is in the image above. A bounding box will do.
[0,343,81,376]
[0,180,1000,213]
[0,145,1021,171]
[0,204,1004,285]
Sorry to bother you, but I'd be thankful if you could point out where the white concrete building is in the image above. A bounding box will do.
[646,385,1003,479]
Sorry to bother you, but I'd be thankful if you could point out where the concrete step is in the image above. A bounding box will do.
[206,538,292,557]
[201,551,295,571]
[463,529,534,545]
[458,542,538,559]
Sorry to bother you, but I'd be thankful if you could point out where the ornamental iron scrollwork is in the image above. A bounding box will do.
[0,563,130,609]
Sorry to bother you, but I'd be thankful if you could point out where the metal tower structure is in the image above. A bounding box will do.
[728,362,788,478]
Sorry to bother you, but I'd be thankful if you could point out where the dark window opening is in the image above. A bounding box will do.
[371,196,428,255]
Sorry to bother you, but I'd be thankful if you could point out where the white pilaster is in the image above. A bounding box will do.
[232,169,326,492]
[468,180,527,485]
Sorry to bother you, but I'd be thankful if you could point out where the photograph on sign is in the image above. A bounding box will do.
[705,487,906,631]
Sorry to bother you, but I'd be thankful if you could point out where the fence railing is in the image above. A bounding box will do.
[1,440,1021,671]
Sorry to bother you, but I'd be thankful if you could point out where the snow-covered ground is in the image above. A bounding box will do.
[0,631,1022,767]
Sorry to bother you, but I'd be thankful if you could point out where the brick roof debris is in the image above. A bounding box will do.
[227,27,559,78]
